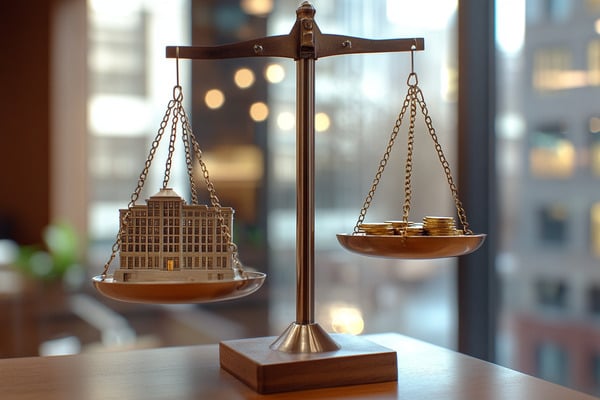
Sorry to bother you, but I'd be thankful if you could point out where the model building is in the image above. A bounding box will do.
[113,188,235,282]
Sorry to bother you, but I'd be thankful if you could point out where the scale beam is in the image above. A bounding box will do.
[165,35,423,60]
[166,5,423,61]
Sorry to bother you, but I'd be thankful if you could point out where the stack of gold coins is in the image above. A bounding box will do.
[358,222,394,235]
[422,216,459,236]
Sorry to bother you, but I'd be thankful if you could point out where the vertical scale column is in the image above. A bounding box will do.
[296,57,315,325]
[269,3,340,353]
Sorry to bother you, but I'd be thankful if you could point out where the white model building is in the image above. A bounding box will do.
[113,188,236,282]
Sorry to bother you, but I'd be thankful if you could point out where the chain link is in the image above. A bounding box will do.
[353,71,473,236]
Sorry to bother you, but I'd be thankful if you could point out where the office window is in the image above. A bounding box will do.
[497,1,600,395]
[587,286,600,314]
[536,341,570,386]
[535,279,568,309]
[532,47,573,91]
[537,204,568,245]
[529,125,575,178]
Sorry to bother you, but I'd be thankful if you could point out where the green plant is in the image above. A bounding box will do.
[15,222,82,282]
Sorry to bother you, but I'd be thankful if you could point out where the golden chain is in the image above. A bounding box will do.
[101,94,176,277]
[186,116,245,276]
[399,83,417,236]
[162,90,180,188]
[353,89,412,233]
[101,84,245,277]
[353,71,472,235]
[180,107,199,204]
[414,85,472,234]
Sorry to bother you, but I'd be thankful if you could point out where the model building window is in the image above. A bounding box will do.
[529,124,575,178]
[537,204,568,245]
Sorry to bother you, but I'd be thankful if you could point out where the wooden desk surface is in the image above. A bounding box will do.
[0,333,597,400]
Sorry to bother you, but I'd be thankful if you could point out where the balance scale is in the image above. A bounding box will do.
[93,1,485,394]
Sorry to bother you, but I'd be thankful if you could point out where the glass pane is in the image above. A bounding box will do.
[87,1,190,254]
[497,0,600,395]
[268,0,458,348]
[86,0,457,353]
[536,203,568,245]
[529,125,575,178]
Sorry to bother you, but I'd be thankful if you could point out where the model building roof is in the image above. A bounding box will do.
[150,187,182,199]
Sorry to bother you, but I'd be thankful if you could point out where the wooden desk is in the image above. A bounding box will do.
[0,333,597,399]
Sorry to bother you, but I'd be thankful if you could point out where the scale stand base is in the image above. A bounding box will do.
[219,333,398,394]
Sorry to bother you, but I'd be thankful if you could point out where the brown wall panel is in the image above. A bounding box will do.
[0,2,51,244]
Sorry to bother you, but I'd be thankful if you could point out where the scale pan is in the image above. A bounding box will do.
[92,271,266,304]
[336,233,486,259]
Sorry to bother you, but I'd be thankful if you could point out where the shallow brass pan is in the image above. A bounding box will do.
[92,271,266,304]
[336,233,486,259]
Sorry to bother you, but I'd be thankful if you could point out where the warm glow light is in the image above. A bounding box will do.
[265,63,285,83]
[596,19,600,34]
[315,112,330,132]
[205,89,225,109]
[240,0,273,16]
[330,305,364,335]
[276,111,295,130]
[249,102,269,121]
[234,68,255,89]
[201,145,263,182]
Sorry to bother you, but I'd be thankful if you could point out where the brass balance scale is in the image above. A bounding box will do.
[93,2,485,394]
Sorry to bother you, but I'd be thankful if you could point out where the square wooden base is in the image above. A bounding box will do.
[219,334,398,394]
